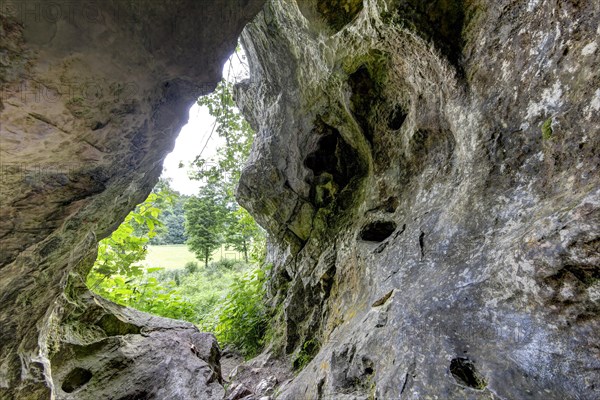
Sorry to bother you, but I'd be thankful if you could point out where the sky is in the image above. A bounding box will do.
[161,49,249,195]
[161,104,223,195]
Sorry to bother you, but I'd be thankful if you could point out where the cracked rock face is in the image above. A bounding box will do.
[0,0,263,398]
[236,0,599,398]
[52,293,224,400]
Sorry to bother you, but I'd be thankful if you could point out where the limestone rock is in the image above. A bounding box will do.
[226,383,253,400]
[254,376,277,396]
[53,294,224,400]
[0,0,264,398]
[1,0,599,398]
[236,0,600,399]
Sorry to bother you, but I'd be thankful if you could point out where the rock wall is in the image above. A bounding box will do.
[236,0,599,398]
[0,1,264,398]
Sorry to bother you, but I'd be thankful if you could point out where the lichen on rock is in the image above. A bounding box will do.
[235,0,600,398]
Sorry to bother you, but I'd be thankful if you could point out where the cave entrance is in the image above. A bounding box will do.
[86,43,269,360]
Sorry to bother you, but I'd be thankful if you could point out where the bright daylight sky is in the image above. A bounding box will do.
[161,49,248,195]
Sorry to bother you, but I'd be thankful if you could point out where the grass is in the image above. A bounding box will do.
[144,244,242,270]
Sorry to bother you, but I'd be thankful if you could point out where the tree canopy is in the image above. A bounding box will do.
[184,45,264,265]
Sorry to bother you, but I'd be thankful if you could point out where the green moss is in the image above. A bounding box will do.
[262,301,286,356]
[541,117,553,140]
[293,338,320,371]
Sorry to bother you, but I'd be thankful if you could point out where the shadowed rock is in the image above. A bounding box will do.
[235,0,600,399]
[0,0,264,398]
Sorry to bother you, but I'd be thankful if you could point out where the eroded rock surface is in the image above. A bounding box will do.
[53,291,224,400]
[236,0,599,399]
[0,1,264,398]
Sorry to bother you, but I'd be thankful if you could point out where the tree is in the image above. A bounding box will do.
[225,207,262,263]
[188,45,265,261]
[150,196,188,245]
[133,178,188,245]
[192,78,254,198]
[185,184,227,267]
[90,192,163,285]
[87,192,196,321]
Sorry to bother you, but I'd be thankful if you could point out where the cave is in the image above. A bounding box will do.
[1,0,599,399]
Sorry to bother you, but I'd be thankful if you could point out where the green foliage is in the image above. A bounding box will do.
[90,270,196,321]
[90,192,163,283]
[89,46,271,357]
[87,192,196,321]
[250,232,267,265]
[225,207,263,263]
[188,45,265,262]
[210,264,271,357]
[184,183,228,266]
[184,261,199,274]
[207,258,239,272]
[541,117,553,140]
[293,339,321,371]
[141,178,188,245]
[183,47,269,356]
[193,79,254,198]
[177,259,250,326]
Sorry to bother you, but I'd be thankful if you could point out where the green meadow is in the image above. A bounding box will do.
[143,244,242,269]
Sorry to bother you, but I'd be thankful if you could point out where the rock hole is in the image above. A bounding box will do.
[320,264,336,301]
[91,121,107,131]
[304,118,365,207]
[61,367,92,393]
[395,0,466,67]
[115,392,151,400]
[348,65,381,144]
[383,196,399,213]
[565,264,600,286]
[418,231,425,258]
[449,358,486,390]
[96,314,141,336]
[317,0,364,32]
[388,106,407,130]
[360,221,397,242]
[317,378,325,399]
[372,290,394,307]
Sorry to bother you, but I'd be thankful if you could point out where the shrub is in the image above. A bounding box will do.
[212,264,271,357]
[184,261,199,274]
[213,258,238,270]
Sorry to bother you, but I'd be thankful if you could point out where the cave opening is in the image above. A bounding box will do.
[85,43,269,365]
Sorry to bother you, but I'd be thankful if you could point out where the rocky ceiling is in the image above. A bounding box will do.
[0,1,263,398]
[1,0,599,399]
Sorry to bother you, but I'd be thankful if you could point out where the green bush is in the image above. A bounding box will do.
[212,258,239,270]
[185,261,199,274]
[293,339,320,370]
[89,268,196,321]
[211,264,271,357]
[203,258,245,277]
